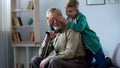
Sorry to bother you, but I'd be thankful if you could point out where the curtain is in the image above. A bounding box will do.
[0,0,14,68]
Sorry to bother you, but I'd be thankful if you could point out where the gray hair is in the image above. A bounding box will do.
[46,7,62,16]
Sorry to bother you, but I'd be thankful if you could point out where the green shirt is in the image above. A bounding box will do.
[67,12,101,53]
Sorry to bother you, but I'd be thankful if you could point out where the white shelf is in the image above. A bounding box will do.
[11,0,40,68]
[15,9,35,12]
[12,26,33,28]
[13,45,40,68]
[12,42,41,47]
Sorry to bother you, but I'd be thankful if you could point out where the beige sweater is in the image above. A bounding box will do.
[39,28,85,59]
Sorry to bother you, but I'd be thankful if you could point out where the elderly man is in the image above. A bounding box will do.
[31,8,85,68]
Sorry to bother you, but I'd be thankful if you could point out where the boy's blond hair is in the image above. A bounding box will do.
[65,0,79,9]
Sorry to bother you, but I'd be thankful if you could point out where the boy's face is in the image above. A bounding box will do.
[66,7,78,19]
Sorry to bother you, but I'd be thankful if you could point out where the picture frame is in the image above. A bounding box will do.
[86,0,105,5]
[108,0,119,4]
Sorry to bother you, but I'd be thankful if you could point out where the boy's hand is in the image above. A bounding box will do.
[55,16,68,25]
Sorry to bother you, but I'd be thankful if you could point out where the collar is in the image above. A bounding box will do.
[54,29,62,33]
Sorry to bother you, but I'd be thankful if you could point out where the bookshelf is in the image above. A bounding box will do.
[10,0,41,68]
[13,43,40,68]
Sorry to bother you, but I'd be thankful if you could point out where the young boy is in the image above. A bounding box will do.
[48,0,109,68]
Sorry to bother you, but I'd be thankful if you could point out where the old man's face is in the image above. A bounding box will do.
[47,11,62,30]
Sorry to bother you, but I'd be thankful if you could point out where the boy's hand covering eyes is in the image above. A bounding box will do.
[55,16,68,25]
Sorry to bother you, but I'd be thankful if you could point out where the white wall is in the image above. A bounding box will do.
[39,0,120,58]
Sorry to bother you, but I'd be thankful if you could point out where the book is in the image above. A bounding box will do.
[12,17,16,26]
[29,32,34,42]
[12,32,18,42]
[16,32,22,42]
[16,63,24,68]
[12,17,23,26]
[27,0,34,10]
[17,17,23,26]
[12,32,22,42]
[12,17,18,26]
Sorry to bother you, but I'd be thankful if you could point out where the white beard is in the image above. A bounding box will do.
[53,25,61,30]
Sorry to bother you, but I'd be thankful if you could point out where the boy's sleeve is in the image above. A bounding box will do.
[49,26,54,31]
[67,16,87,32]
